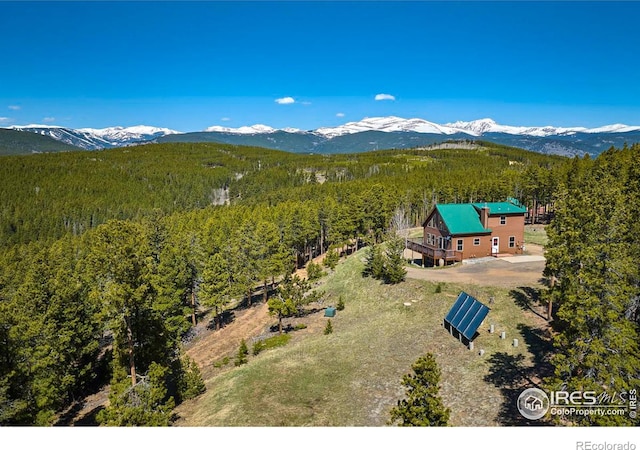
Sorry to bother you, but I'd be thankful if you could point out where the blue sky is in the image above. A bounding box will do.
[1,1,639,131]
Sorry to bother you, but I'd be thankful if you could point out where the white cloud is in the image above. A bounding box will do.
[336,112,345,118]
[8,105,20,111]
[221,117,231,122]
[275,97,295,105]
[0,117,11,123]
[301,101,312,105]
[374,93,396,101]
[43,117,56,123]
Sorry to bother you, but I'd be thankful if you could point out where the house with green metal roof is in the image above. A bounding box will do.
[407,199,527,266]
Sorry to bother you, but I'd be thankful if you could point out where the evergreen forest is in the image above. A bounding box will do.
[0,140,638,426]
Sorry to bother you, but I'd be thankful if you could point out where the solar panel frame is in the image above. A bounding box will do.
[444,291,490,342]
[461,306,490,340]
[457,302,483,334]
[444,292,468,323]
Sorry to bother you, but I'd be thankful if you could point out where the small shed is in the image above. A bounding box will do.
[324,306,336,317]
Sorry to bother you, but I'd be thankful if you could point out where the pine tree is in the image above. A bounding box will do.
[362,244,385,279]
[200,253,232,330]
[383,234,407,284]
[389,353,450,426]
[97,363,175,426]
[324,319,333,335]
[179,355,206,400]
[234,340,249,366]
[543,147,640,425]
[268,274,312,334]
[322,247,340,270]
[306,261,324,281]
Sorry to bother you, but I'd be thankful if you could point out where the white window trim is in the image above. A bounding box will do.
[500,215,507,225]
[473,238,480,246]
[509,236,516,248]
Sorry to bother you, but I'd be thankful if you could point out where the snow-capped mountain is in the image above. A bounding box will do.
[183,116,640,156]
[444,118,640,137]
[5,116,640,156]
[201,116,640,139]
[445,118,589,137]
[313,116,470,138]
[7,125,180,150]
[204,124,278,134]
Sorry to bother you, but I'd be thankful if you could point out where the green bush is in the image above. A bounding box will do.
[263,333,291,350]
[336,296,345,311]
[293,323,307,331]
[234,339,249,366]
[307,261,325,281]
[213,356,230,368]
[252,340,266,356]
[324,319,333,335]
[323,248,340,270]
[180,356,206,400]
[435,284,442,294]
[252,334,292,356]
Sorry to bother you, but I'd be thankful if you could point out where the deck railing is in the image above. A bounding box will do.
[406,239,463,263]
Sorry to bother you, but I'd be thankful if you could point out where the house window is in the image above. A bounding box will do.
[457,239,463,251]
[473,238,480,246]
[500,215,506,225]
[509,236,516,248]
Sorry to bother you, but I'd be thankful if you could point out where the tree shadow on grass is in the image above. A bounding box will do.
[516,324,555,380]
[484,352,547,426]
[509,286,547,320]
[484,322,555,426]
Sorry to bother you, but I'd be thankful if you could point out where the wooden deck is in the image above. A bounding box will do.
[406,239,463,266]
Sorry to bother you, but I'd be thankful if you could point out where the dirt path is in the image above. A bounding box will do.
[186,302,272,380]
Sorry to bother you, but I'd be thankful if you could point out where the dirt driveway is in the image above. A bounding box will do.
[403,244,547,288]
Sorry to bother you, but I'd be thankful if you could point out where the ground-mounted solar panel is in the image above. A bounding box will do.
[443,291,490,342]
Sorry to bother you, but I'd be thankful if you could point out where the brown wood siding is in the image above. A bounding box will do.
[453,235,492,259]
[487,214,525,254]
[423,226,445,246]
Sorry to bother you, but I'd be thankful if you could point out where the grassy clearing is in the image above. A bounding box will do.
[407,227,423,239]
[175,250,548,426]
[524,225,548,246]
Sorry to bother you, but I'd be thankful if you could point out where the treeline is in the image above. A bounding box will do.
[544,143,640,425]
[0,141,566,425]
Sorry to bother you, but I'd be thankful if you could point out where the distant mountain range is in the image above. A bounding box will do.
[3,117,640,156]
[0,128,83,155]
[5,125,180,151]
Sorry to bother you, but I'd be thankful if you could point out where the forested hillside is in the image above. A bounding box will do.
[0,129,82,155]
[543,144,640,425]
[0,141,562,249]
[6,140,631,426]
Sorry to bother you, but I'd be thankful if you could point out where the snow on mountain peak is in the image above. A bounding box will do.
[77,125,181,137]
[204,124,277,134]
[314,116,475,138]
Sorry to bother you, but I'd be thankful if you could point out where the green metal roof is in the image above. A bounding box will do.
[472,202,528,215]
[435,204,490,235]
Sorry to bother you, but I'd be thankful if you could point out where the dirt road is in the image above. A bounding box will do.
[403,244,547,288]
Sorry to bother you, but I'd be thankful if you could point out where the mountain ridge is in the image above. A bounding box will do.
[3,116,640,157]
